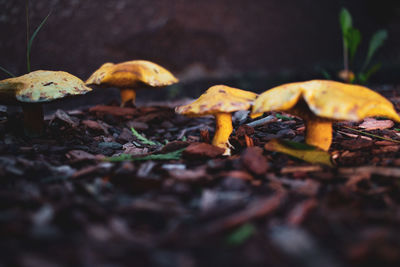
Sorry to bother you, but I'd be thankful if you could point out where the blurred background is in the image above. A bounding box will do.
[1,0,400,103]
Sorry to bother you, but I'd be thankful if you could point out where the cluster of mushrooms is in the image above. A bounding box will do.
[1,60,400,158]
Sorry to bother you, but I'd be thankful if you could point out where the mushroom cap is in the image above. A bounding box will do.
[0,70,92,104]
[85,60,179,88]
[253,80,400,122]
[176,85,258,116]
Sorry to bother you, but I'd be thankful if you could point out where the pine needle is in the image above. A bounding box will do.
[343,126,400,144]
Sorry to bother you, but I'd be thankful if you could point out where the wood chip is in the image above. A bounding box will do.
[183,143,225,159]
[240,147,269,175]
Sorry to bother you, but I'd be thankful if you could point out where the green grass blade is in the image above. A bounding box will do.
[358,63,381,84]
[105,148,185,162]
[27,10,52,73]
[320,69,331,80]
[275,113,293,121]
[0,66,15,77]
[130,127,158,146]
[226,223,256,246]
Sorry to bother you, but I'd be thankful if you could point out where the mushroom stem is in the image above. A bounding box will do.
[213,112,233,155]
[120,88,136,107]
[22,103,44,137]
[304,118,332,151]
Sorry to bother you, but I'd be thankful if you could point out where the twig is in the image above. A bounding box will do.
[177,124,212,140]
[246,115,275,128]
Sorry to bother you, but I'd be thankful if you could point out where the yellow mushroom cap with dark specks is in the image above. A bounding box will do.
[176,85,258,116]
[0,70,92,104]
[253,80,400,122]
[86,60,179,88]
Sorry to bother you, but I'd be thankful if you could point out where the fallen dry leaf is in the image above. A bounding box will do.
[359,118,394,131]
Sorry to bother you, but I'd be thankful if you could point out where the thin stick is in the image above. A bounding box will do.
[246,115,275,128]
[177,124,212,140]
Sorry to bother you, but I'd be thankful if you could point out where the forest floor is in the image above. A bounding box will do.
[1,86,400,267]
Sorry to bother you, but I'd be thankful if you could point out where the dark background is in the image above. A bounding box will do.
[1,0,400,102]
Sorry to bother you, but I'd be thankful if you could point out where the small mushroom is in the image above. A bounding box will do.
[175,85,258,155]
[86,60,178,106]
[252,80,400,151]
[0,70,92,137]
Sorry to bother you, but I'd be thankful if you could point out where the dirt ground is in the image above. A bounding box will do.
[1,85,400,267]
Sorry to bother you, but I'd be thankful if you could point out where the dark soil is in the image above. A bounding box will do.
[1,87,400,267]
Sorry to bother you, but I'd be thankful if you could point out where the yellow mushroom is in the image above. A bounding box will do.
[86,60,178,107]
[252,80,400,151]
[0,70,92,137]
[175,85,258,155]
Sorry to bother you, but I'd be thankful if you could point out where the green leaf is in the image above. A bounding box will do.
[358,63,381,84]
[27,10,51,73]
[339,8,352,36]
[320,69,331,80]
[0,66,15,77]
[131,127,158,146]
[363,29,388,70]
[275,113,293,121]
[226,223,256,246]
[105,148,185,162]
[346,27,361,62]
[280,139,317,151]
